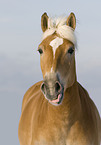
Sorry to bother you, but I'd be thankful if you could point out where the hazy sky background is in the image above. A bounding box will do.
[0,0,101,145]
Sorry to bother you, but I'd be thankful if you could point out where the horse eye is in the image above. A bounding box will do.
[38,48,43,54]
[68,47,74,54]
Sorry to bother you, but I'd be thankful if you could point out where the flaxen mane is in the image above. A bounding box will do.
[42,16,77,46]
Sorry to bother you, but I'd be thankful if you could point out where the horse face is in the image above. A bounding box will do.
[38,35,76,106]
[38,12,76,106]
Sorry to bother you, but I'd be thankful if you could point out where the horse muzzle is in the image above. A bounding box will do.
[41,73,64,106]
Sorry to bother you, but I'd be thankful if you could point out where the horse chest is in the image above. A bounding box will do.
[28,109,90,145]
[31,112,68,145]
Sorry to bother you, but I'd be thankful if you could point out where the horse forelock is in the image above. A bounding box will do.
[42,16,77,47]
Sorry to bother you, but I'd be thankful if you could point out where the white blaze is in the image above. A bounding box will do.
[51,66,53,72]
[49,37,63,58]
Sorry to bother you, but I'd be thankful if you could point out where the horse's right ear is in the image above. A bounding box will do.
[41,12,49,32]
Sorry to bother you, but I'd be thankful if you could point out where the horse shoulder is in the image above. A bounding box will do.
[77,82,101,144]
[21,81,42,112]
[18,81,43,145]
[78,82,100,119]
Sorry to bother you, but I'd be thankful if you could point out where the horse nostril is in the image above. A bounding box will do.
[55,81,61,93]
[41,82,46,95]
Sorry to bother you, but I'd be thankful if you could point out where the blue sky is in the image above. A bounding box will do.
[0,0,101,145]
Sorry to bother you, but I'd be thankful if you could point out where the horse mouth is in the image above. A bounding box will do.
[48,93,64,106]
[41,74,64,106]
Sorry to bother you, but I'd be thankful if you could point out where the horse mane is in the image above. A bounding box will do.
[42,16,77,47]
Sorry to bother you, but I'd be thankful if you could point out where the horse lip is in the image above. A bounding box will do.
[48,91,64,106]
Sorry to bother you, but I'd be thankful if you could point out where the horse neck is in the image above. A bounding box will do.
[47,80,81,123]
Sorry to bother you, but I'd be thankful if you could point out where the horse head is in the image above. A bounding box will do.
[38,12,77,106]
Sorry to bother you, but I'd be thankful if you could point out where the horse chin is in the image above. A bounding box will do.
[47,93,64,106]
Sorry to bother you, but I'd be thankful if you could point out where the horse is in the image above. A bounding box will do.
[18,12,101,145]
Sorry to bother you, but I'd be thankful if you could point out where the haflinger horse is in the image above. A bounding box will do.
[18,12,101,145]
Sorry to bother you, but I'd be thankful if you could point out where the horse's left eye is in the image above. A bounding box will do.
[68,47,74,54]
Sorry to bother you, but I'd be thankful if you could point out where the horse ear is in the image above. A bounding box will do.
[67,13,76,30]
[41,12,49,32]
